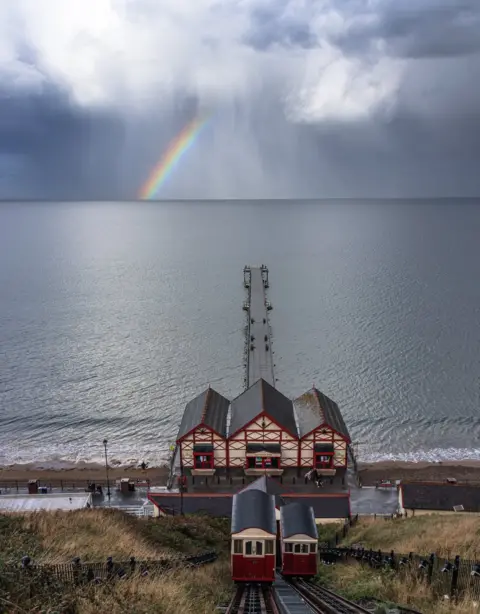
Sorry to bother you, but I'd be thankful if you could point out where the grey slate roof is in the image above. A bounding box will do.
[282,495,350,519]
[280,502,318,539]
[148,494,233,517]
[149,490,350,520]
[401,483,480,512]
[229,379,297,437]
[176,387,230,441]
[294,387,350,441]
[232,489,276,535]
[239,476,287,508]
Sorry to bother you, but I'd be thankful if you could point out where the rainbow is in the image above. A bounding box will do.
[139,117,208,199]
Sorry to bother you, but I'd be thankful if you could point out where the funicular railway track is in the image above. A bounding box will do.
[226,579,373,614]
[288,579,372,614]
[226,584,280,614]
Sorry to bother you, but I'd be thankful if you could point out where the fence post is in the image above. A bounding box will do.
[450,555,460,599]
[427,553,435,584]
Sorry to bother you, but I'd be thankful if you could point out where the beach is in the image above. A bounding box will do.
[0,462,170,489]
[357,460,480,486]
[0,460,479,490]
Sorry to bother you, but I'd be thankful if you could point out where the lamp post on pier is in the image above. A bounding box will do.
[103,439,111,504]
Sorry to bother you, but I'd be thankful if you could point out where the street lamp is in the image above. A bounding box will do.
[103,439,111,503]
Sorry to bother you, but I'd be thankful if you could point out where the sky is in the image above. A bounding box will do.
[1,0,480,199]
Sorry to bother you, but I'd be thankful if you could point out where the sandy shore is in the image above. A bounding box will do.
[0,462,170,487]
[357,460,480,486]
[0,460,479,488]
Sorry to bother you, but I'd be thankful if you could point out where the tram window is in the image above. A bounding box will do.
[265,541,274,554]
[310,543,317,553]
[294,544,309,554]
[233,540,242,554]
[244,541,263,555]
[285,543,293,553]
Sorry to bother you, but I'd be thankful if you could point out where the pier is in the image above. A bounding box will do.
[243,265,274,389]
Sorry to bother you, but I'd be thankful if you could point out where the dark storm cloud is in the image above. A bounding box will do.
[0,86,126,200]
[244,1,318,51]
[1,0,480,199]
[332,0,480,59]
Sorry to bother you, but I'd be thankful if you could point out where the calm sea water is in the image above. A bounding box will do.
[0,200,479,467]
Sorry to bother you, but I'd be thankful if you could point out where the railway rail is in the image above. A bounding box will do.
[288,579,372,614]
[226,584,280,614]
[225,579,372,614]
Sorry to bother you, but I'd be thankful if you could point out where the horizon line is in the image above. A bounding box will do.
[1,196,479,203]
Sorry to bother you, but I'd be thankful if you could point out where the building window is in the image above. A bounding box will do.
[246,456,280,469]
[315,453,333,469]
[265,541,274,555]
[233,540,242,554]
[194,453,214,469]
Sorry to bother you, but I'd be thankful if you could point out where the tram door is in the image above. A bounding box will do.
[244,540,266,579]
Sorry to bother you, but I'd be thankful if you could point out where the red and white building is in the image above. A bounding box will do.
[228,379,299,477]
[176,387,230,477]
[294,387,351,476]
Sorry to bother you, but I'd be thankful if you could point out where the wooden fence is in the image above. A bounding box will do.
[318,546,480,601]
[0,551,217,585]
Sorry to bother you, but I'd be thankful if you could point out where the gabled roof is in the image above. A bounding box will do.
[294,387,350,441]
[280,502,318,539]
[281,494,350,519]
[232,490,276,535]
[401,482,480,512]
[176,387,230,441]
[229,379,297,437]
[239,476,287,507]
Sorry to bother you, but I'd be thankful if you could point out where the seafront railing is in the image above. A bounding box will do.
[0,478,153,494]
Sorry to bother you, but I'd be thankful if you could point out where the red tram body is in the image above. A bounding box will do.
[280,502,318,578]
[231,489,277,583]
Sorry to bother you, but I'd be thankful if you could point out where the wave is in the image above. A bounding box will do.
[2,445,480,469]
[358,447,480,463]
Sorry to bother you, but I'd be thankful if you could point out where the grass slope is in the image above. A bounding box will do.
[317,515,480,614]
[0,509,231,613]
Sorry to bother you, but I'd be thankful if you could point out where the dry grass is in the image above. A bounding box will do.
[344,515,480,559]
[23,510,176,563]
[318,563,477,614]
[73,562,232,614]
[1,508,230,564]
[0,509,232,613]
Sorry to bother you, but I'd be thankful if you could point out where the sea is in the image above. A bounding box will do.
[0,200,479,468]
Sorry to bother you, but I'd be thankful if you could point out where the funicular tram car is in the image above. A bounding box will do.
[279,502,318,577]
[231,488,277,583]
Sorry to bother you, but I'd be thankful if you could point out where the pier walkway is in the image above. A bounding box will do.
[244,265,275,389]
